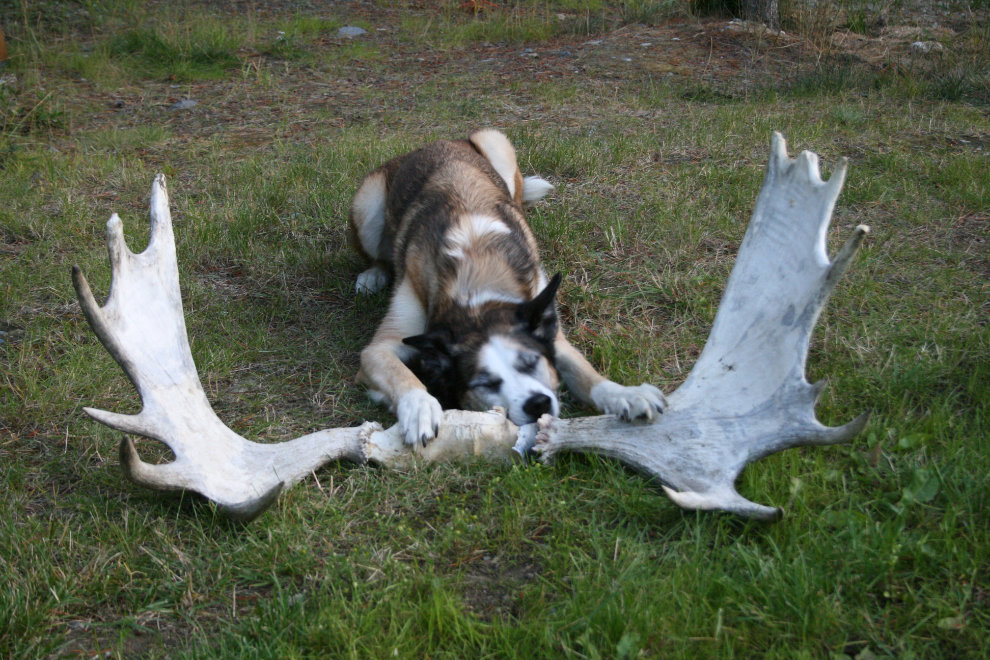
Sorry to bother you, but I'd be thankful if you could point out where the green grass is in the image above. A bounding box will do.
[2,0,990,657]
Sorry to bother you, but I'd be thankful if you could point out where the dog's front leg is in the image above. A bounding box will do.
[553,330,667,422]
[358,279,444,446]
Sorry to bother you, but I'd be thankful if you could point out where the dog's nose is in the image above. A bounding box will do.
[523,393,553,419]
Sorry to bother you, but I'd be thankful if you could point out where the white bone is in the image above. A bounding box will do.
[75,133,868,523]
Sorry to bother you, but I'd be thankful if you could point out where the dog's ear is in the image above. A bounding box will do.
[517,273,561,342]
[402,329,459,408]
[402,328,454,357]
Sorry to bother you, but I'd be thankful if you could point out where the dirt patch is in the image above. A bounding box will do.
[461,554,542,622]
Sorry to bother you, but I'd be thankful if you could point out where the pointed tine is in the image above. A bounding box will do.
[823,225,870,297]
[768,132,789,171]
[844,410,872,439]
[799,410,871,448]
[106,214,127,274]
[85,407,154,440]
[662,485,782,521]
[797,150,823,184]
[770,131,787,158]
[72,265,104,324]
[811,379,828,402]
[119,436,183,491]
[148,174,173,255]
[826,156,849,198]
[831,224,870,272]
[222,482,285,524]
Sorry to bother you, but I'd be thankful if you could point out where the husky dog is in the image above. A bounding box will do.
[350,129,666,446]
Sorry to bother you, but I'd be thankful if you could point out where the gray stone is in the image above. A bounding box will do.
[169,99,198,111]
[911,41,944,53]
[338,26,367,37]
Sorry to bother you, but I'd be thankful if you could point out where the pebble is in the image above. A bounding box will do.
[169,99,198,111]
[911,41,944,53]
[338,26,367,37]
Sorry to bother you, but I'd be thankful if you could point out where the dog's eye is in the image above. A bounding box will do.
[471,376,503,392]
[516,353,539,375]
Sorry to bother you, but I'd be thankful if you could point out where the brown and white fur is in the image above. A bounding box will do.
[350,129,666,446]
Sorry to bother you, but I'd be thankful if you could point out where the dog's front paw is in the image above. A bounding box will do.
[590,381,667,423]
[355,265,389,295]
[396,389,444,447]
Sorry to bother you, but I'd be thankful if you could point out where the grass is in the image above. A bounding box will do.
[1,0,990,657]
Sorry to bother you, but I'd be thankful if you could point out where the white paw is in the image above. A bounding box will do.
[355,265,389,295]
[396,389,444,446]
[590,381,667,423]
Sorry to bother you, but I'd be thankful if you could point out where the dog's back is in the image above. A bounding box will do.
[349,130,551,316]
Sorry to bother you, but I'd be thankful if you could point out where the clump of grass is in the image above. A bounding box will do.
[830,105,865,125]
[787,59,866,96]
[0,90,66,140]
[103,25,241,80]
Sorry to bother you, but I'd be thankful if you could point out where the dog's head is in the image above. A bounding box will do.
[402,274,562,426]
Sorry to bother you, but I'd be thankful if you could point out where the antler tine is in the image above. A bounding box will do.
[661,485,782,522]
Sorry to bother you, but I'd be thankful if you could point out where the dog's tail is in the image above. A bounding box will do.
[521,176,554,204]
[469,129,523,204]
[469,129,554,207]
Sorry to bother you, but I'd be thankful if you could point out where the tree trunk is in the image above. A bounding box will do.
[744,0,780,31]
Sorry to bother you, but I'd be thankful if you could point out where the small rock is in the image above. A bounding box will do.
[640,42,652,47]
[911,41,944,53]
[169,99,198,111]
[338,26,367,37]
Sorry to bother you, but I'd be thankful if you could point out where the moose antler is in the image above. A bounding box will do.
[533,132,870,520]
[75,133,868,523]
[73,175,528,522]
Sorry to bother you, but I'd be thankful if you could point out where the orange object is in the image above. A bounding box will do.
[0,23,8,61]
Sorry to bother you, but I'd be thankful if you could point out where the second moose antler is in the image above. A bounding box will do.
[534,132,870,520]
[74,133,868,522]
